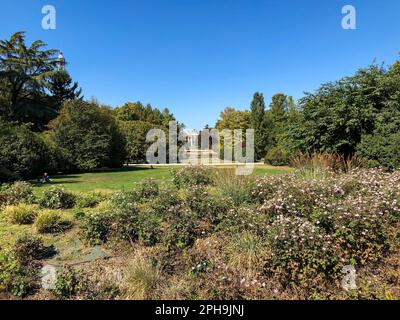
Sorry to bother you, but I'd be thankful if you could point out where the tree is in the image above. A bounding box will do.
[250,92,268,160]
[215,107,250,131]
[356,61,400,169]
[46,70,82,110]
[0,32,58,123]
[114,102,175,127]
[0,120,52,181]
[269,93,288,143]
[283,60,400,170]
[119,120,154,164]
[215,107,251,161]
[287,96,300,125]
[49,100,126,172]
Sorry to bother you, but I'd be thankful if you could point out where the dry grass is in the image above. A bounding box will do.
[123,250,164,300]
[291,152,365,179]
[213,168,255,205]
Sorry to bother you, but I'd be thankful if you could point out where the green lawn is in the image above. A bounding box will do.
[31,165,292,194]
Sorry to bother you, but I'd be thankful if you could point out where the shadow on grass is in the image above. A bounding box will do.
[31,166,163,187]
[90,166,157,173]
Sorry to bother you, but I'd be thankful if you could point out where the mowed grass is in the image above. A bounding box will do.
[31,165,293,194]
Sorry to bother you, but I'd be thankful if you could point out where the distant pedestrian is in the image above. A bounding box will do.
[42,172,51,183]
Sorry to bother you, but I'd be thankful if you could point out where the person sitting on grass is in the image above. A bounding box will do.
[41,172,51,184]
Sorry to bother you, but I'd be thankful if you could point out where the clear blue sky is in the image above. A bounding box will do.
[1,0,400,129]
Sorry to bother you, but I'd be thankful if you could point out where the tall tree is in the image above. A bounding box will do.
[49,100,126,172]
[287,96,299,125]
[216,107,250,131]
[46,70,82,110]
[269,93,288,142]
[286,63,388,157]
[0,32,58,122]
[250,92,268,160]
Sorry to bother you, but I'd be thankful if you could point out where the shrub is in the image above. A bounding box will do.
[256,178,332,220]
[54,267,78,298]
[73,208,86,220]
[136,210,162,246]
[264,146,290,166]
[4,203,38,224]
[171,166,212,189]
[0,181,35,205]
[81,211,112,245]
[184,186,232,224]
[35,210,71,234]
[164,208,197,251]
[266,216,338,287]
[82,202,140,244]
[0,251,34,297]
[137,178,159,199]
[332,198,396,265]
[218,206,269,236]
[48,100,126,172]
[39,186,76,209]
[75,192,106,208]
[110,191,139,208]
[0,121,52,180]
[13,235,55,266]
[150,186,182,217]
[357,127,400,170]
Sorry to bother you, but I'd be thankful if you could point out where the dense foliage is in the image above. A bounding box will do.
[0,32,81,130]
[0,120,52,180]
[48,100,126,171]
[214,62,400,168]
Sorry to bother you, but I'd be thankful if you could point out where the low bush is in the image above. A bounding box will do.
[110,191,139,208]
[75,192,106,208]
[81,210,113,245]
[171,166,212,189]
[0,181,35,205]
[4,203,38,224]
[150,186,182,217]
[82,203,140,244]
[184,186,232,224]
[13,235,55,266]
[264,146,290,166]
[35,210,71,234]
[54,267,78,298]
[164,208,197,251]
[0,235,56,297]
[137,178,159,199]
[136,210,162,246]
[54,265,120,300]
[39,186,76,209]
[266,216,339,287]
[0,251,34,297]
[218,206,269,236]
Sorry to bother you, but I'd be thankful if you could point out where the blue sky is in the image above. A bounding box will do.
[1,0,400,129]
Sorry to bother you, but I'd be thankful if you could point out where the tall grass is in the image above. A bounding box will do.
[213,168,255,205]
[124,253,163,300]
[291,152,365,179]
